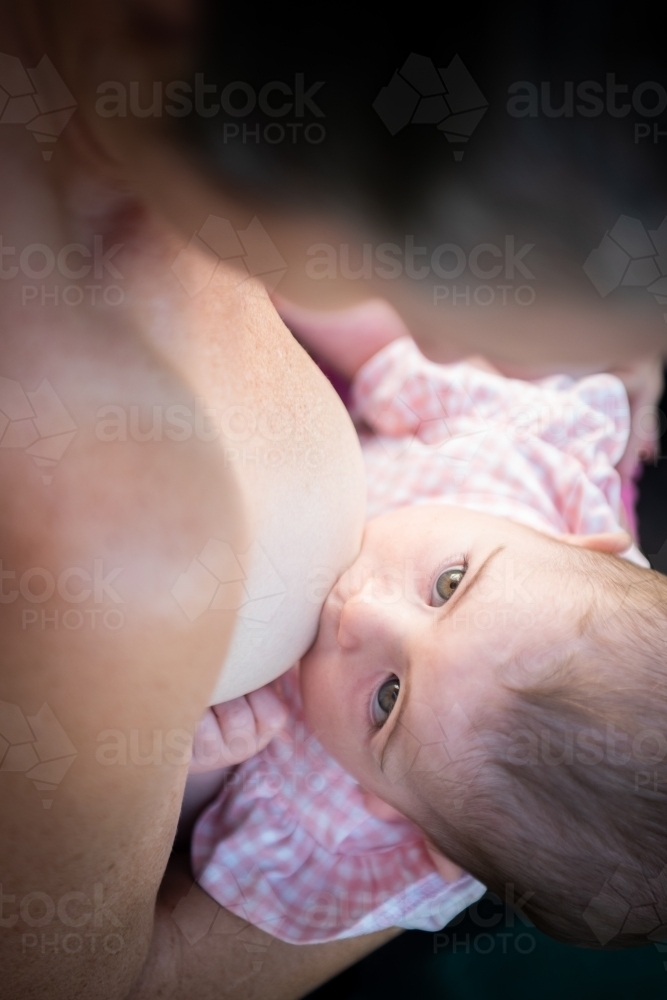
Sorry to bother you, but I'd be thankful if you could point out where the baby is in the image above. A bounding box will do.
[185,305,667,949]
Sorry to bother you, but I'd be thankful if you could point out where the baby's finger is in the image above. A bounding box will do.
[213,696,273,764]
[210,686,288,764]
[213,696,256,744]
[246,684,288,739]
[190,709,227,773]
[213,695,261,764]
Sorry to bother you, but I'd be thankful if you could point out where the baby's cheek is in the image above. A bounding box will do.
[299,653,331,731]
[301,672,339,747]
[301,660,358,769]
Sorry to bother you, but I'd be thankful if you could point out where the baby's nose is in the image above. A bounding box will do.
[336,577,406,652]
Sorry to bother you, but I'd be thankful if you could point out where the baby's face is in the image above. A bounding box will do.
[300,505,581,829]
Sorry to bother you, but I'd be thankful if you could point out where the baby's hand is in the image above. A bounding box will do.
[273,295,411,379]
[188,683,288,774]
[610,357,664,477]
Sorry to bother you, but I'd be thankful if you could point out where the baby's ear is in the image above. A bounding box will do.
[424,839,464,883]
[558,530,632,555]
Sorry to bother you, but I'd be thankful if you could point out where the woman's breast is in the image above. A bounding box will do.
[143,255,367,701]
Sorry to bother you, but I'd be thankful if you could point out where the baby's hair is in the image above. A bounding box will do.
[436,549,667,948]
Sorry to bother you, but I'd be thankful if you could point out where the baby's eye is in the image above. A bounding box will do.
[432,566,466,606]
[371,676,400,727]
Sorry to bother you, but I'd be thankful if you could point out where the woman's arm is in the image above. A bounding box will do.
[274,296,412,379]
[127,852,401,1000]
[0,332,246,1000]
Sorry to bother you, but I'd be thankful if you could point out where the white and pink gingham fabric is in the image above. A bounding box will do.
[353,338,645,561]
[192,668,486,943]
[192,338,647,945]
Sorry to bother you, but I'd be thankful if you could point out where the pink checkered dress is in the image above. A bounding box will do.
[191,338,646,945]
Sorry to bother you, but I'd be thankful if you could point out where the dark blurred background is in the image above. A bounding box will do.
[307,377,667,1000]
[196,1,667,306]
[307,899,666,1000]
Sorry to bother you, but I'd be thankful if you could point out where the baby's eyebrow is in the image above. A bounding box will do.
[379,545,505,778]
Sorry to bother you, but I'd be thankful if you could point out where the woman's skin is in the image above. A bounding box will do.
[0,6,378,1000]
[0,4,663,999]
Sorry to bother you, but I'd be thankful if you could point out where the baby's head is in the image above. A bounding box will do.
[300,505,667,947]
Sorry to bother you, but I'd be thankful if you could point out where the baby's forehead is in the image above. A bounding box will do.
[365,503,558,545]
